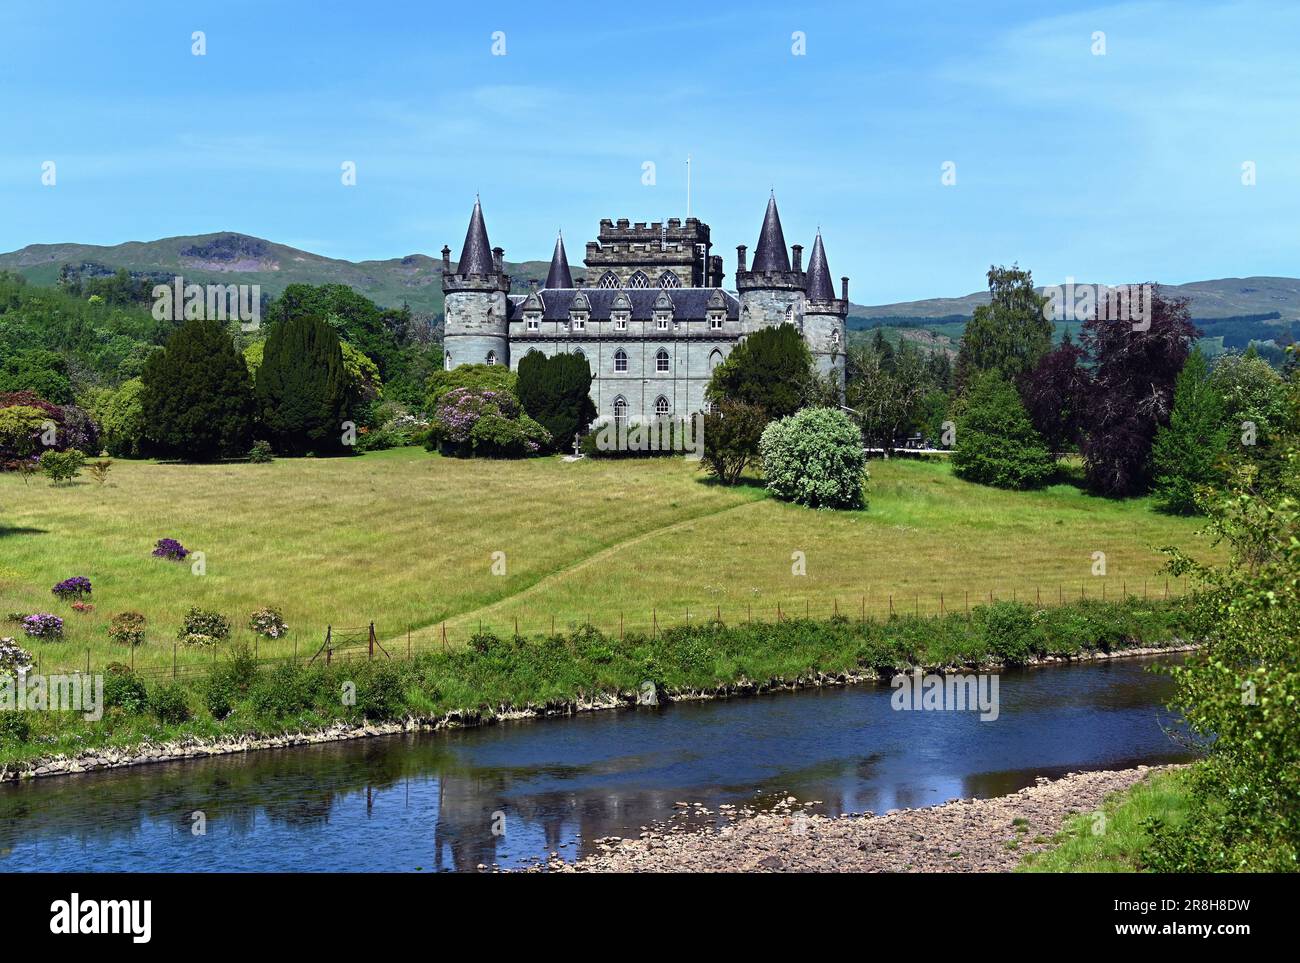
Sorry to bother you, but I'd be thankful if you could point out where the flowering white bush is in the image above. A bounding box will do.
[0,637,35,677]
[248,607,288,639]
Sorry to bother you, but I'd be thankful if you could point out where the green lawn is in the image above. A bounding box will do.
[1,448,1207,676]
[1019,769,1190,872]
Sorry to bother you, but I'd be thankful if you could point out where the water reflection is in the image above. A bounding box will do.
[0,656,1191,872]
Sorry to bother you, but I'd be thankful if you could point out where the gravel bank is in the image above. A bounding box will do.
[552,766,1172,873]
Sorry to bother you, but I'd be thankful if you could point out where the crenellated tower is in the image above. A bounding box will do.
[441,198,511,370]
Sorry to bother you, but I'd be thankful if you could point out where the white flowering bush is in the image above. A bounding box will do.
[759,407,868,509]
[248,607,288,639]
[0,637,35,677]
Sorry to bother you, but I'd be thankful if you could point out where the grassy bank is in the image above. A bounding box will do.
[0,597,1188,768]
[1019,768,1190,872]
[1,449,1207,679]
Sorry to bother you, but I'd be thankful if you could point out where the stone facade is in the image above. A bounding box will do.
[442,196,848,423]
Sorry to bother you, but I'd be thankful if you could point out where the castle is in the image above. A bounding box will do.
[441,195,849,423]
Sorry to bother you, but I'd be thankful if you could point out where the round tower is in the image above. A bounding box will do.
[441,198,510,370]
[803,230,848,390]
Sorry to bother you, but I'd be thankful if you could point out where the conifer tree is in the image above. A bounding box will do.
[1151,349,1229,514]
[951,372,1054,489]
[255,314,352,455]
[516,351,595,452]
[140,317,256,461]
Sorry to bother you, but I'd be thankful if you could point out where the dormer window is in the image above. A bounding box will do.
[709,313,723,330]
[614,315,628,331]
[571,316,586,331]
[657,316,670,330]
[526,317,539,331]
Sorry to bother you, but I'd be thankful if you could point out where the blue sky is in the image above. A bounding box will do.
[1,0,1296,303]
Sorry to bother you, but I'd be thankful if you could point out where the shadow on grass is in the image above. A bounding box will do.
[0,525,48,537]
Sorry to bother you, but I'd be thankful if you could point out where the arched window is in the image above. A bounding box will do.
[628,270,651,289]
[485,350,497,366]
[444,351,452,371]
[614,349,628,372]
[655,396,670,417]
[613,396,628,427]
[598,271,621,288]
[658,271,680,288]
[656,349,670,372]
[709,349,723,371]
[785,304,795,322]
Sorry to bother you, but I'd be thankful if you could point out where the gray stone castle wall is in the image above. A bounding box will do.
[443,288,509,368]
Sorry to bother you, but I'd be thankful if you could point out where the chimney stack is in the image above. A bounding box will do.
[791,244,803,272]
[492,246,504,272]
[841,277,850,302]
[441,245,451,272]
[737,244,748,273]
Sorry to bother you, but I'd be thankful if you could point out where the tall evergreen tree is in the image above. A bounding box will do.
[706,323,812,421]
[951,372,1054,489]
[515,351,596,453]
[1151,349,1229,514]
[141,317,256,461]
[255,314,352,455]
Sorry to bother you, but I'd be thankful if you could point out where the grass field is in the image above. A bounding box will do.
[1,447,1209,676]
[1019,769,1189,872]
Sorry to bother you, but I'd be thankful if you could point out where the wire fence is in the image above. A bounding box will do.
[22,575,1190,684]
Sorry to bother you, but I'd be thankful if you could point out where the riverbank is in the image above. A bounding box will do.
[0,639,1193,783]
[548,765,1179,873]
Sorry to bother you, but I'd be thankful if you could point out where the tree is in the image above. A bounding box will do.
[1079,288,1197,496]
[0,349,73,403]
[846,340,929,453]
[1209,351,1289,481]
[954,264,1053,391]
[1152,369,1300,871]
[1151,349,1229,514]
[255,314,352,456]
[1022,331,1089,454]
[701,400,766,485]
[758,407,867,509]
[706,323,811,422]
[515,351,596,453]
[140,317,256,461]
[951,372,1054,489]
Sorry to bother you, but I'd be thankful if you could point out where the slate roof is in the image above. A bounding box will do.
[544,234,573,288]
[750,194,790,272]
[456,198,495,275]
[507,288,739,322]
[805,231,836,301]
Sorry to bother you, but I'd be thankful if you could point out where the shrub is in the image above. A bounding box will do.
[352,662,406,720]
[204,645,259,719]
[151,683,193,724]
[86,460,112,485]
[758,407,867,509]
[22,613,63,640]
[249,662,313,718]
[40,449,84,484]
[108,611,147,646]
[247,440,274,463]
[248,607,288,639]
[951,372,1054,489]
[425,363,517,412]
[428,387,550,458]
[973,601,1048,665]
[0,637,35,677]
[152,537,189,561]
[0,711,32,744]
[177,607,231,643]
[71,601,94,614]
[103,664,149,714]
[51,576,92,600]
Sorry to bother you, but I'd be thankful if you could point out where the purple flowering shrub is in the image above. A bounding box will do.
[152,538,189,561]
[428,388,550,458]
[51,576,92,600]
[23,613,63,640]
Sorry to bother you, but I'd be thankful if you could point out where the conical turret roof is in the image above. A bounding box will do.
[750,193,791,273]
[805,230,835,301]
[545,233,573,288]
[456,197,495,275]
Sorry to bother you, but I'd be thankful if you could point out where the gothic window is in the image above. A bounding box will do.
[656,349,670,372]
[628,271,651,289]
[613,396,628,427]
[655,396,670,417]
[709,349,723,371]
[614,349,628,372]
[785,304,795,322]
[444,351,452,371]
[598,271,621,288]
[485,350,497,366]
[658,271,680,288]
[831,328,840,345]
